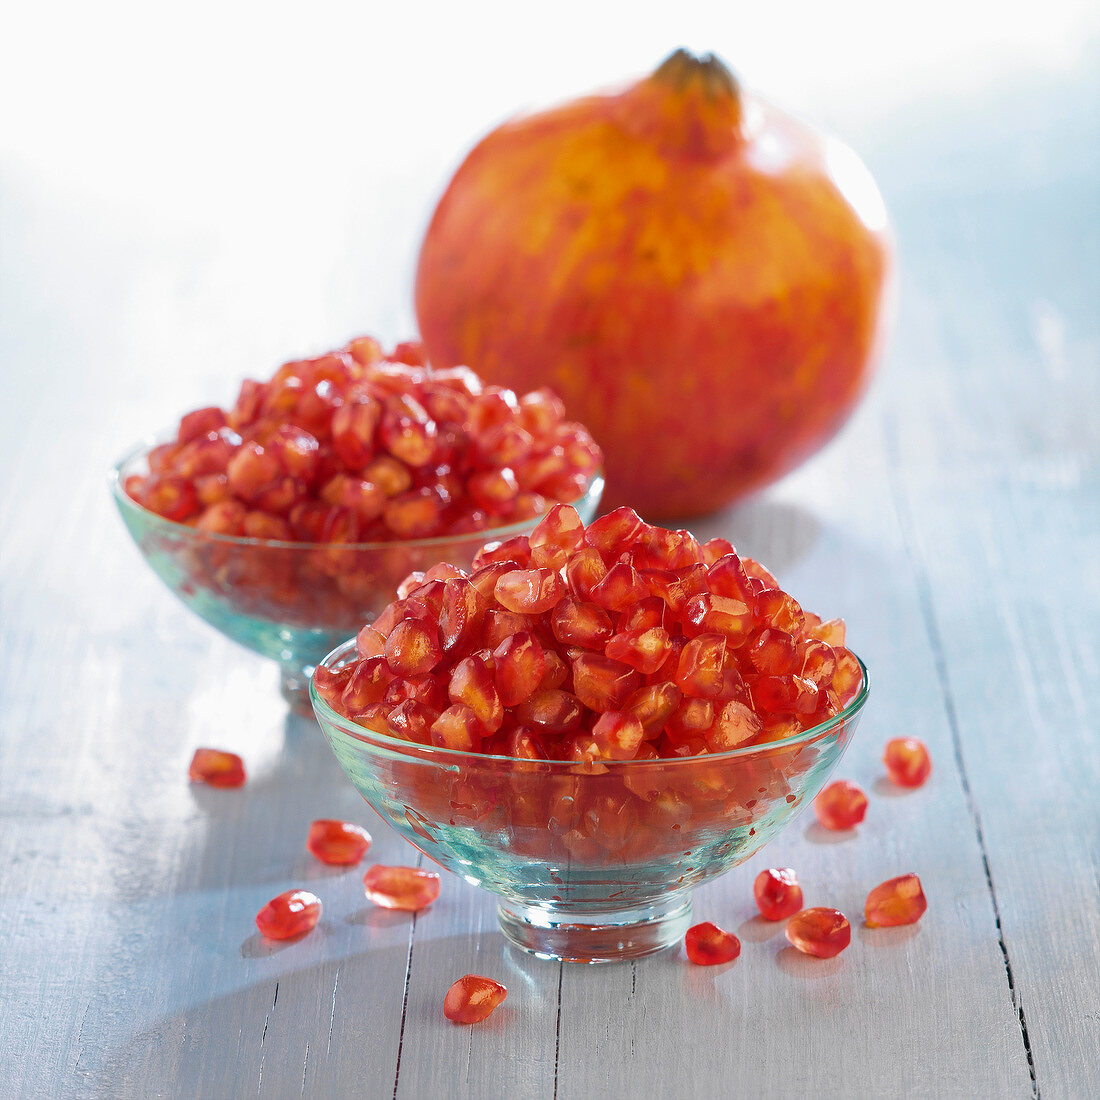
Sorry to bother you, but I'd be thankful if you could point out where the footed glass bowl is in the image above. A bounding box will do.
[110,441,603,712]
[312,640,868,963]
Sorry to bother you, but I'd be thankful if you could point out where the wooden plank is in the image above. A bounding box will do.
[882,169,1100,1096]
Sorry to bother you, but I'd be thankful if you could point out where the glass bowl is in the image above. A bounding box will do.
[110,440,603,712]
[312,640,868,963]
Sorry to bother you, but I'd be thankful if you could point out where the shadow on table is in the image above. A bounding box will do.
[93,941,409,1099]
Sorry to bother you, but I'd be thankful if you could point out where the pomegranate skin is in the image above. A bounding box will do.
[416,49,892,518]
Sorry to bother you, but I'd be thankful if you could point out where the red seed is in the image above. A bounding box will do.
[449,656,504,731]
[384,618,442,677]
[813,780,868,830]
[865,874,928,927]
[565,547,608,601]
[443,974,508,1024]
[529,503,585,570]
[624,681,683,737]
[363,865,440,911]
[493,632,546,706]
[431,703,486,750]
[883,737,932,788]
[748,628,799,675]
[189,748,246,788]
[551,597,613,649]
[584,506,646,560]
[786,908,851,958]
[307,820,373,865]
[591,710,645,760]
[605,626,673,674]
[590,561,647,612]
[754,868,804,921]
[495,568,567,614]
[832,646,863,704]
[675,634,727,699]
[685,922,741,965]
[705,699,763,752]
[255,889,322,940]
[571,652,642,712]
[514,689,583,733]
[683,592,754,644]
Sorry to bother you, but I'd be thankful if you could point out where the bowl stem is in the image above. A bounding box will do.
[497,893,692,963]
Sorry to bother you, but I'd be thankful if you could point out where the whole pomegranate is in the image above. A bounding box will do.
[416,50,892,518]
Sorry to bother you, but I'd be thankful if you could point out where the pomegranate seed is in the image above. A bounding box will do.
[514,689,583,733]
[685,922,741,965]
[443,975,507,1024]
[144,475,201,522]
[189,748,246,788]
[255,889,322,940]
[683,592,754,644]
[590,561,647,612]
[528,503,585,570]
[754,868,803,920]
[675,634,727,699]
[814,780,868,830]
[786,908,851,958]
[385,618,443,678]
[832,646,863,704]
[363,865,440,911]
[605,626,673,674]
[565,547,608,600]
[571,652,642,712]
[883,737,932,787]
[705,699,763,752]
[431,703,486,750]
[495,568,567,614]
[591,710,644,759]
[748,628,798,675]
[624,681,682,736]
[865,874,928,927]
[449,656,504,732]
[701,537,736,565]
[493,632,546,706]
[552,598,613,649]
[307,820,372,865]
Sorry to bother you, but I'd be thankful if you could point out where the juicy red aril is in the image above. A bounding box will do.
[443,975,508,1024]
[493,631,546,706]
[754,867,804,920]
[883,737,932,787]
[307,820,373,865]
[255,889,322,940]
[592,710,645,760]
[495,568,567,614]
[705,699,763,752]
[605,626,673,674]
[584,506,646,560]
[814,780,868,830]
[384,618,442,677]
[431,703,485,750]
[675,634,727,698]
[449,656,504,731]
[571,652,641,712]
[529,503,585,569]
[565,547,608,600]
[189,748,246,788]
[363,865,440,911]
[786,908,851,958]
[590,561,647,612]
[865,874,928,927]
[748,628,798,675]
[685,922,741,965]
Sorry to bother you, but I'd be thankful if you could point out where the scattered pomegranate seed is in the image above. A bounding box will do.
[786,907,851,958]
[255,889,322,940]
[188,748,246,788]
[813,779,868,830]
[363,865,441,911]
[306,820,373,865]
[883,737,932,788]
[865,874,928,927]
[685,921,741,965]
[754,867,804,921]
[443,974,508,1024]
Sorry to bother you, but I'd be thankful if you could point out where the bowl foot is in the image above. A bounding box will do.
[497,895,692,963]
[280,664,317,717]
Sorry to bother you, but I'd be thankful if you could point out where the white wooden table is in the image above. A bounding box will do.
[1,10,1098,1097]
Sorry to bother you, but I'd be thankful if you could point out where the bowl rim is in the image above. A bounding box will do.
[310,638,869,768]
[109,437,604,552]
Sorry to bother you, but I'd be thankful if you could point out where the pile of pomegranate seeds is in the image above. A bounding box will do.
[316,505,863,762]
[126,337,601,542]
[443,975,508,1023]
[813,779,869,830]
[362,864,441,911]
[753,867,804,921]
[883,737,932,787]
[188,748,246,788]
[684,921,741,965]
[865,874,927,927]
[255,889,323,940]
[307,820,372,865]
[785,906,852,958]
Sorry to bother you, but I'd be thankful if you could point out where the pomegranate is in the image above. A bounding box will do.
[416,49,891,517]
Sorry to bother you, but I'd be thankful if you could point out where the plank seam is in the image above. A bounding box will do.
[551,962,563,1100]
[392,851,424,1100]
[886,426,1039,1099]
